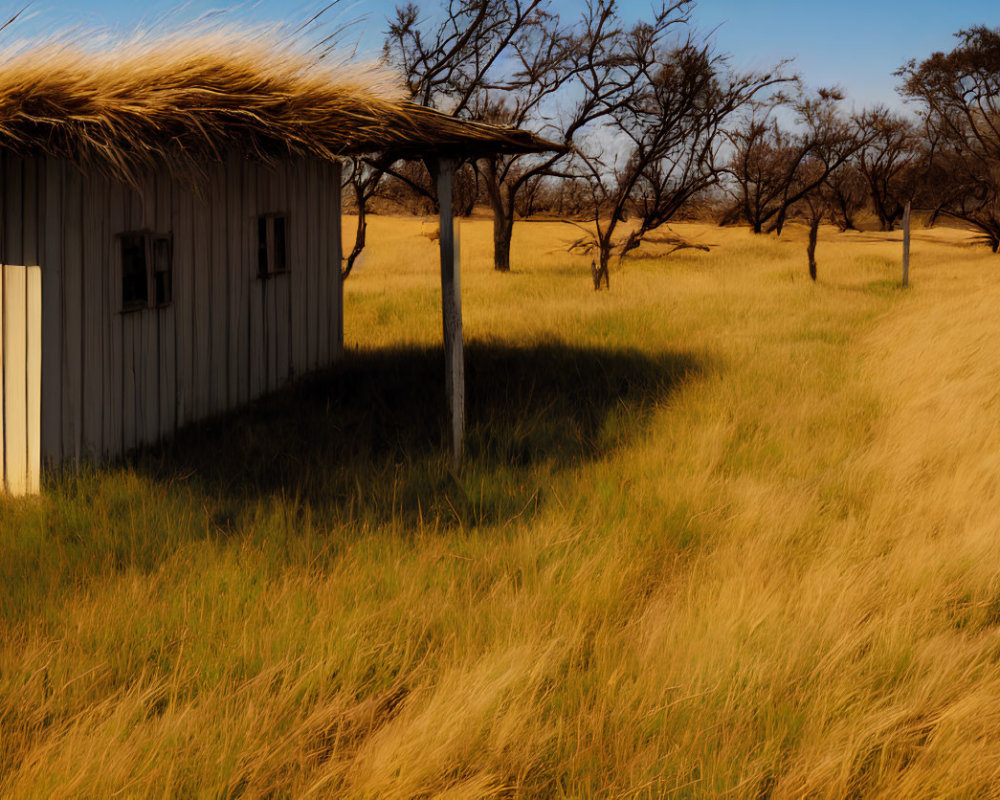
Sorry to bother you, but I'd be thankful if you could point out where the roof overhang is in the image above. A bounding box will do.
[0,34,566,179]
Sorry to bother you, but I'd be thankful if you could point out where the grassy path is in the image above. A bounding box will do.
[2,219,998,797]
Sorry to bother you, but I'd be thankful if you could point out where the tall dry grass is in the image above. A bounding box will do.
[2,215,999,797]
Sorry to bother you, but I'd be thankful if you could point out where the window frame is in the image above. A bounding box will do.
[257,213,289,279]
[117,230,173,314]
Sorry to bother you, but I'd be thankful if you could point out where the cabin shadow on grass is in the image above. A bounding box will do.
[137,342,702,528]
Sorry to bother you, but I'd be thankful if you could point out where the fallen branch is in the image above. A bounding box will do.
[561,225,712,258]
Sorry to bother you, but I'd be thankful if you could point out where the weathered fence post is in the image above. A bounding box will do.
[902,200,911,288]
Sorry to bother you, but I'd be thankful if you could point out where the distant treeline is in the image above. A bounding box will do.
[344,1,1000,287]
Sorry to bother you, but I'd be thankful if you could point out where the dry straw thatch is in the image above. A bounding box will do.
[0,21,559,181]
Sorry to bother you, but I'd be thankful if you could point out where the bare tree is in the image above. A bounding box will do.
[474,3,585,271]
[474,0,671,272]
[386,0,670,273]
[822,162,867,231]
[341,157,389,278]
[853,106,919,231]
[568,22,784,288]
[798,159,843,280]
[340,0,546,276]
[383,0,547,225]
[387,0,543,112]
[724,88,862,235]
[899,27,1000,251]
[723,110,795,232]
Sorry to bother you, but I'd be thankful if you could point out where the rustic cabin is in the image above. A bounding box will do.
[0,29,558,494]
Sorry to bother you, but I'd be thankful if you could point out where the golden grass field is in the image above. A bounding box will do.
[3,214,1000,798]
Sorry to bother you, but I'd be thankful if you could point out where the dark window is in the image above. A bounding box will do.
[121,234,148,311]
[120,232,172,312]
[257,214,288,277]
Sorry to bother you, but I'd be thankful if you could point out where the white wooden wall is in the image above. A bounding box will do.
[0,152,343,470]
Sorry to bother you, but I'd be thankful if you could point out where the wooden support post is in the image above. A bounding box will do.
[902,200,911,288]
[434,159,464,468]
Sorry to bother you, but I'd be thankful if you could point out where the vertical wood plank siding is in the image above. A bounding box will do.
[105,180,124,457]
[62,163,85,465]
[330,160,343,358]
[289,160,308,376]
[82,171,105,456]
[306,163,321,371]
[209,160,229,416]
[41,158,63,464]
[247,162,264,401]
[136,175,160,447]
[227,153,249,408]
[191,169,212,421]
[316,161,330,369]
[174,174,194,430]
[273,164,291,387]
[0,154,342,479]
[155,173,177,441]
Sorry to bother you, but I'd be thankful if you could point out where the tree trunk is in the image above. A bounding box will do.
[874,198,891,232]
[491,206,514,272]
[342,189,367,279]
[807,216,820,281]
[484,164,516,273]
[593,242,611,290]
[835,194,857,231]
[773,205,788,236]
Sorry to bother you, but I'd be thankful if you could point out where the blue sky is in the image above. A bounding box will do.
[7,0,999,110]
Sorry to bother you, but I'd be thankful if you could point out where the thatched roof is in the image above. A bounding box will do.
[0,26,562,180]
